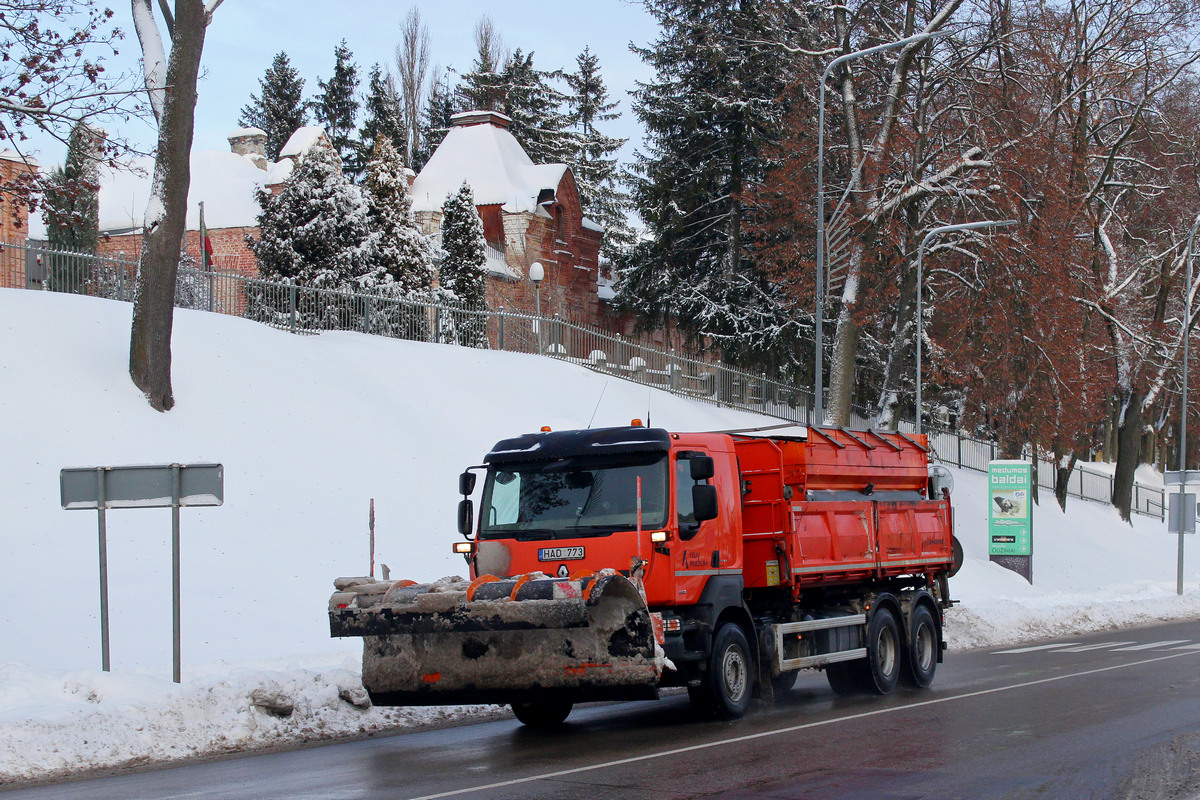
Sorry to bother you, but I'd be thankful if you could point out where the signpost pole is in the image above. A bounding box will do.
[171,464,182,684]
[96,467,110,672]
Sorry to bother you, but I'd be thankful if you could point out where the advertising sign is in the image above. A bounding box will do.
[988,460,1033,583]
[988,460,1032,555]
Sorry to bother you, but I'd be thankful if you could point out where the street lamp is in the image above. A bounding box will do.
[915,219,1017,434]
[815,29,949,425]
[529,261,544,354]
[1177,217,1200,595]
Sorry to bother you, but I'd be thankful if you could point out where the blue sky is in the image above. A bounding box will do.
[47,0,658,166]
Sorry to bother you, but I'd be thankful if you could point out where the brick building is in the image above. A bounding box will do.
[0,151,38,289]
[411,111,614,328]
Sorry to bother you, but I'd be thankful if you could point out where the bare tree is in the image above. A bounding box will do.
[128,0,221,411]
[394,6,430,168]
[0,1,144,208]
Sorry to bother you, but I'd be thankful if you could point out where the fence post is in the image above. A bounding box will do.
[957,433,963,467]
[761,373,768,412]
[363,296,372,334]
[553,313,561,356]
[669,349,677,393]
[434,306,442,344]
[497,307,505,351]
[288,281,297,334]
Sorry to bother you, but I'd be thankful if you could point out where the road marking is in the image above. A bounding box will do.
[1173,643,1200,650]
[404,649,1200,800]
[992,643,1080,654]
[1112,640,1190,651]
[1055,641,1135,653]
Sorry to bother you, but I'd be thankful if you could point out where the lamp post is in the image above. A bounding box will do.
[915,219,1017,434]
[815,29,948,426]
[529,261,544,354]
[1178,217,1200,595]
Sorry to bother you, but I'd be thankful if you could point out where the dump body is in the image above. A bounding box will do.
[329,424,955,718]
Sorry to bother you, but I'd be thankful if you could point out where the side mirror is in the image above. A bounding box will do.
[692,484,718,522]
[459,471,477,496]
[690,456,715,481]
[457,498,474,536]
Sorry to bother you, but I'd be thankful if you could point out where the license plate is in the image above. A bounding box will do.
[538,546,585,561]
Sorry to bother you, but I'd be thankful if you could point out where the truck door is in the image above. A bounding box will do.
[670,448,738,605]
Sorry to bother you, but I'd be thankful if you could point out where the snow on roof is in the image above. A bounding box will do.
[0,149,38,167]
[411,119,569,215]
[96,150,267,233]
[582,217,604,233]
[228,127,266,139]
[279,126,328,159]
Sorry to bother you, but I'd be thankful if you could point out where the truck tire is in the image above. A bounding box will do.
[690,623,754,719]
[862,607,901,695]
[511,700,573,727]
[903,605,938,688]
[824,661,863,696]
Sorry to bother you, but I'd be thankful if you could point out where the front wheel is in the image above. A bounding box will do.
[690,623,754,719]
[511,699,573,727]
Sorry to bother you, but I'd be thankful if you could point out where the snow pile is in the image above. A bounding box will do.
[0,657,504,782]
[1,288,1198,784]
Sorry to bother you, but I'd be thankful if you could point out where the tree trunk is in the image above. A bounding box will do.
[129,1,208,411]
[1054,446,1078,512]
[1112,386,1145,523]
[826,304,858,426]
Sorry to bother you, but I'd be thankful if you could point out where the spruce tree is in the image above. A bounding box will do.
[413,65,454,172]
[564,47,633,257]
[456,16,506,112]
[314,40,362,178]
[247,140,370,292]
[239,52,307,161]
[621,0,805,368]
[500,49,575,166]
[438,181,489,347]
[44,121,102,293]
[361,135,434,296]
[359,65,407,167]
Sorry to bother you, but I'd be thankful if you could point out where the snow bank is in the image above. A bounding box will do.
[1,288,1198,784]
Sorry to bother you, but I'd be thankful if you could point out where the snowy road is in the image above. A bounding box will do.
[7,620,1200,799]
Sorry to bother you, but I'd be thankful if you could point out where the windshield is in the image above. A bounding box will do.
[479,454,668,539]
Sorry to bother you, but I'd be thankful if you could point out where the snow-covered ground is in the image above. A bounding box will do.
[2,288,1198,785]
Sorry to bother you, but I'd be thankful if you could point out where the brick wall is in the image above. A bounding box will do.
[97,225,259,276]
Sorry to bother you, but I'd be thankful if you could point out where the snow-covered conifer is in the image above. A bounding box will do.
[239,52,307,161]
[247,140,370,292]
[438,181,489,347]
[314,41,362,178]
[361,135,434,296]
[45,121,102,256]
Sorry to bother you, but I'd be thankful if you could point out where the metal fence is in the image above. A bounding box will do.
[1,237,1164,519]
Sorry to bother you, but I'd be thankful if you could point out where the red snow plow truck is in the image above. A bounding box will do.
[329,423,959,726]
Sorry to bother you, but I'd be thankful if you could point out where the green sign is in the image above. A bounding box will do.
[988,460,1032,556]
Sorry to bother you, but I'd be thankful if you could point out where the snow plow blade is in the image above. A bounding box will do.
[329,573,661,706]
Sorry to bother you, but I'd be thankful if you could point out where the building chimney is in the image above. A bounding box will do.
[449,110,513,129]
[228,127,268,170]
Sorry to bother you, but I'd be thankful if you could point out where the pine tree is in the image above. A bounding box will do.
[620,0,806,369]
[438,181,489,347]
[239,52,307,161]
[361,135,434,296]
[314,40,362,178]
[247,140,370,292]
[359,65,407,167]
[500,49,575,166]
[564,47,633,257]
[413,65,454,172]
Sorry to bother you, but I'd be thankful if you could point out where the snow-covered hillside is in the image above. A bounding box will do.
[2,289,1199,784]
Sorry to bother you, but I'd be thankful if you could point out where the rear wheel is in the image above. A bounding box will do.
[824,661,863,696]
[862,607,901,695]
[904,605,938,688]
[691,623,754,718]
[511,699,573,727]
